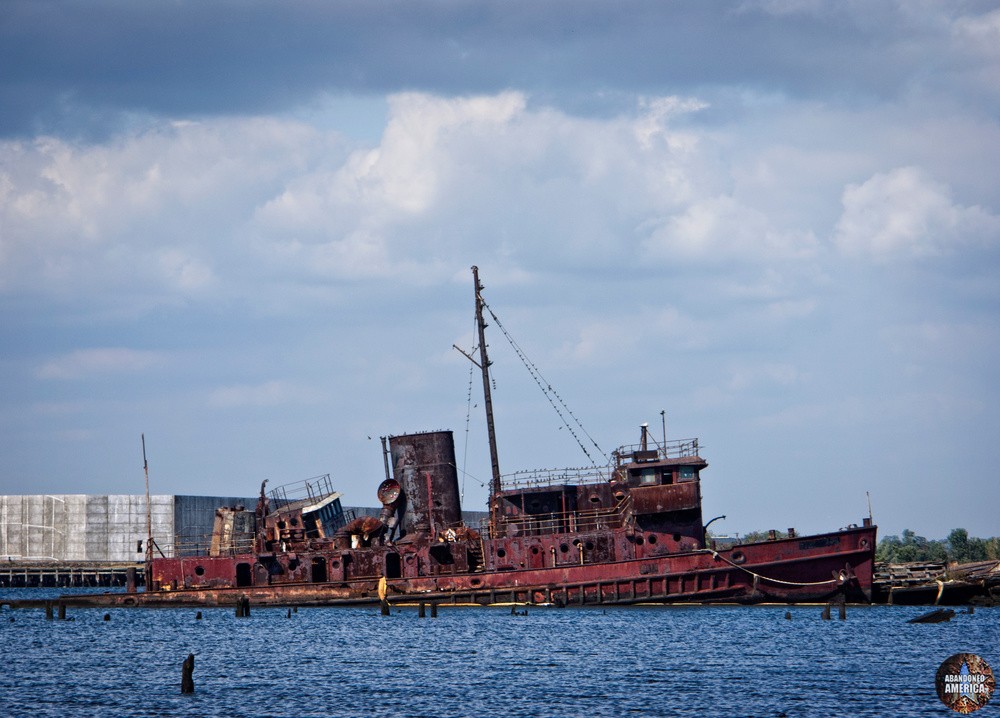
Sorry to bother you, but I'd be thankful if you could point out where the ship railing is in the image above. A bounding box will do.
[499,465,614,490]
[268,474,337,509]
[481,494,634,539]
[155,533,256,558]
[612,437,700,465]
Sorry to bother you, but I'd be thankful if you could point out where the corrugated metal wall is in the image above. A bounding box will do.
[0,494,174,561]
[172,495,256,555]
[0,494,247,561]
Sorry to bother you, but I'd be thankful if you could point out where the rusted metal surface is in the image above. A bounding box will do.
[389,431,461,538]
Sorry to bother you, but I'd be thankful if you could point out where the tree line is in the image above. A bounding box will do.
[875,528,1000,564]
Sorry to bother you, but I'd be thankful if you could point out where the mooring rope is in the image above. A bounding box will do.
[697,549,841,587]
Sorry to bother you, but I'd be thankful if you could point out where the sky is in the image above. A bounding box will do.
[1,0,999,542]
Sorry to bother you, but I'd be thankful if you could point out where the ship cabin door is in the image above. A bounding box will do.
[311,557,327,583]
[385,552,402,579]
[235,562,253,587]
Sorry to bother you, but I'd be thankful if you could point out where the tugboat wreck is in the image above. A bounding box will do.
[60,267,878,609]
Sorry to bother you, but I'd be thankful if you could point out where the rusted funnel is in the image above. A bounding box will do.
[389,431,461,538]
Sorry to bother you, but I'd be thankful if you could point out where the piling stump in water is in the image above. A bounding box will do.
[821,603,831,620]
[195,611,202,620]
[45,602,53,620]
[380,599,390,616]
[181,654,195,694]
[431,603,437,618]
[235,596,250,618]
[839,602,847,621]
[57,603,66,620]
[418,602,426,618]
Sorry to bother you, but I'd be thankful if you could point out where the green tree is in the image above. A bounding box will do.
[947,528,989,563]
[875,529,947,563]
[948,528,969,562]
[987,537,1000,561]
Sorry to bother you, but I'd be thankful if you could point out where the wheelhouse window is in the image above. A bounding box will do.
[678,466,698,482]
[641,468,658,485]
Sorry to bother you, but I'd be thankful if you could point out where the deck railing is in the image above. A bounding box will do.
[483,494,633,538]
[499,465,613,490]
[612,437,700,464]
[268,474,337,508]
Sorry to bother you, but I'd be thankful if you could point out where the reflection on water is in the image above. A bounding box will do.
[1,589,995,717]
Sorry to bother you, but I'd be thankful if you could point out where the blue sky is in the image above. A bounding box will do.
[2,0,999,540]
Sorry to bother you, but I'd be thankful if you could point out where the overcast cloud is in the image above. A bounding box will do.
[2,0,999,540]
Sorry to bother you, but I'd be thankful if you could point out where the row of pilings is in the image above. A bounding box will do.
[0,562,143,588]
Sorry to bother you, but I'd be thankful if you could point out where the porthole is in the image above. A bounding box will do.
[530,546,540,555]
[194,565,205,576]
[288,558,300,571]
[585,541,594,551]
[860,538,870,549]
[732,551,746,565]
[647,535,657,545]
[497,548,507,559]
[331,560,340,569]
[559,543,570,553]
[636,536,645,546]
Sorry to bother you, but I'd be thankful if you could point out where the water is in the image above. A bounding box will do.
[0,589,995,717]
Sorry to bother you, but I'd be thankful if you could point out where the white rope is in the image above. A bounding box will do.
[700,549,840,587]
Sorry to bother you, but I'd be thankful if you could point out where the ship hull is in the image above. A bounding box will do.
[56,525,875,609]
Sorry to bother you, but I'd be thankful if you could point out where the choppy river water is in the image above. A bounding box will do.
[0,589,995,717]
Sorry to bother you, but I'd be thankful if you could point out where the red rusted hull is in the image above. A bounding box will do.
[67,524,874,609]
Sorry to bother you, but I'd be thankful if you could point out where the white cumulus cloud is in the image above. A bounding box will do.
[832,166,1000,261]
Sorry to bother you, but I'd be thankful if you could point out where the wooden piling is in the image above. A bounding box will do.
[57,603,66,620]
[181,654,195,694]
[784,611,792,620]
[380,599,390,616]
[838,602,847,621]
[45,602,53,620]
[821,603,831,620]
[431,602,437,618]
[418,602,426,618]
[103,613,111,621]
[195,611,202,620]
[234,596,250,617]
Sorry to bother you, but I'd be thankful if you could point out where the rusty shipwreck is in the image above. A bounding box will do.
[115,267,877,608]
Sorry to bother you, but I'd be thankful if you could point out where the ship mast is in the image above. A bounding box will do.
[472,266,502,527]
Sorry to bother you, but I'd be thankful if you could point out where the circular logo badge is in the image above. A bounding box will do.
[936,653,995,714]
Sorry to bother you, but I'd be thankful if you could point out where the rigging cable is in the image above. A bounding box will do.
[482,300,608,468]
[460,331,478,505]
